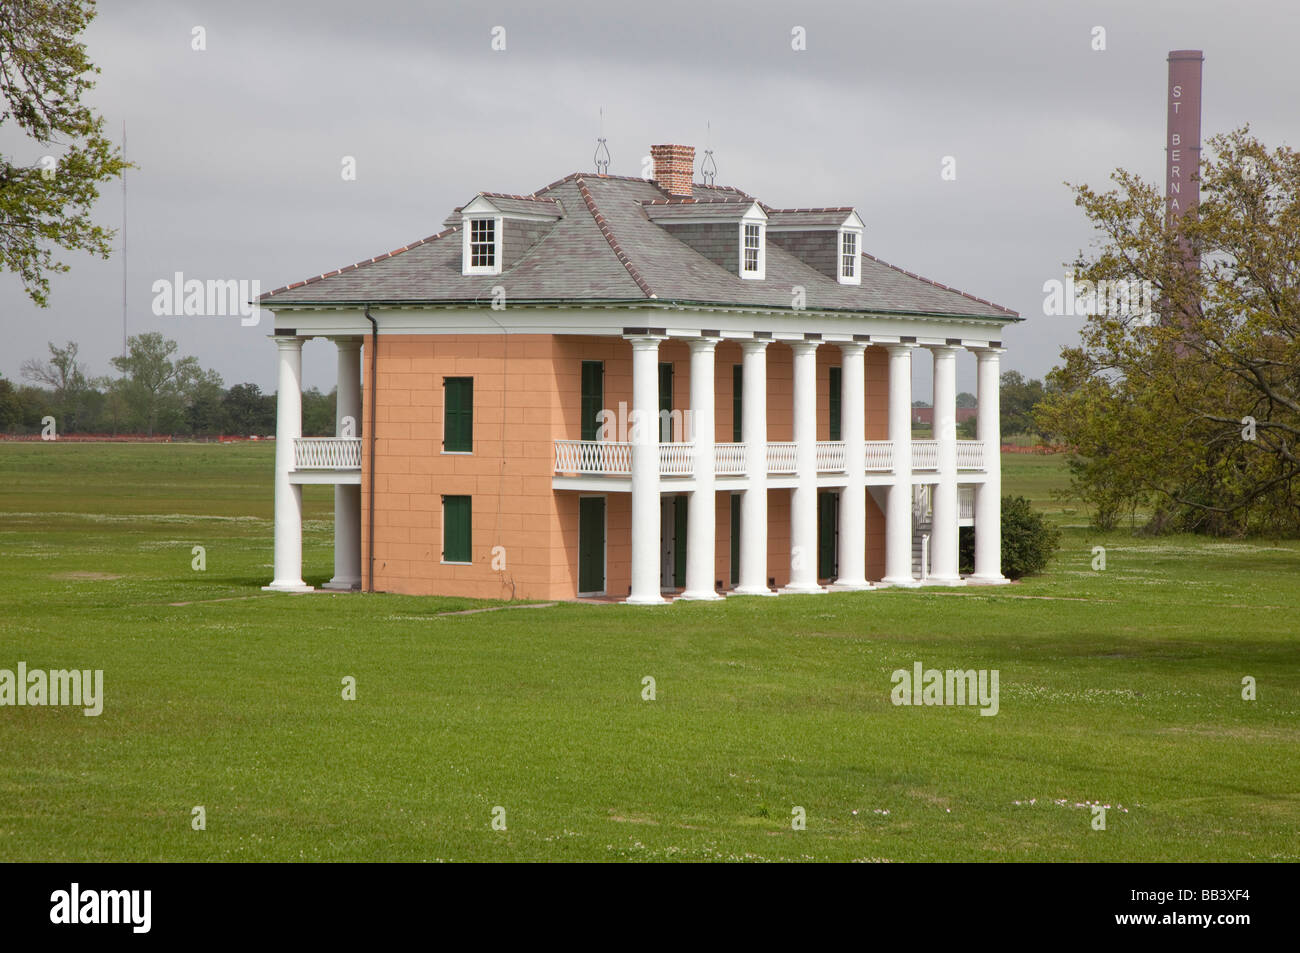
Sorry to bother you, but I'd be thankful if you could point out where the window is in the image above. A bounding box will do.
[469,218,495,268]
[658,362,674,442]
[829,366,842,441]
[732,364,743,442]
[442,495,472,563]
[839,229,861,285]
[581,361,603,441]
[743,223,762,274]
[443,377,473,452]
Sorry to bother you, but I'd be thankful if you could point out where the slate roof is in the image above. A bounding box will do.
[262,172,1018,320]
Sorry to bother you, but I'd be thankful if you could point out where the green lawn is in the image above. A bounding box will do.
[0,442,1296,861]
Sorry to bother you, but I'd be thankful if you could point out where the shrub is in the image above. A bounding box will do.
[958,495,1061,579]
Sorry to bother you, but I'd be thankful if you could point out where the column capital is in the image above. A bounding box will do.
[926,343,962,356]
[274,335,304,351]
[788,339,820,356]
[740,337,772,354]
[837,340,867,355]
[625,334,666,350]
[884,341,917,354]
[687,335,720,352]
[972,345,1006,358]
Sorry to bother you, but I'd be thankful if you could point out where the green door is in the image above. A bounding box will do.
[730,493,741,586]
[818,491,839,581]
[578,497,605,594]
[673,494,688,589]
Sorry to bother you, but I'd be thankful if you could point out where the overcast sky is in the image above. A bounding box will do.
[2,0,1296,397]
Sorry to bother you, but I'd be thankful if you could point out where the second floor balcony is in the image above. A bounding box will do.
[554,438,986,479]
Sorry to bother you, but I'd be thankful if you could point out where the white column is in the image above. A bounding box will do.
[882,344,918,586]
[832,342,869,590]
[682,337,722,600]
[929,345,963,585]
[971,347,1009,584]
[627,335,666,604]
[734,339,775,595]
[783,340,823,593]
[325,339,363,590]
[265,336,311,592]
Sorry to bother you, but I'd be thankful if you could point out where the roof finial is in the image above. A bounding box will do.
[594,106,610,175]
[700,120,716,186]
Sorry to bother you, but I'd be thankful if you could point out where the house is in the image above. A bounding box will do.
[260,143,1020,602]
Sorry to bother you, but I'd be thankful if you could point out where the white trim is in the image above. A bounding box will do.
[838,227,863,285]
[739,210,766,280]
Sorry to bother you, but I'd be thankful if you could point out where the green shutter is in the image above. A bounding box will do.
[818,491,838,580]
[732,364,743,442]
[829,366,842,442]
[444,378,473,452]
[659,362,673,442]
[578,497,606,593]
[581,361,603,441]
[730,493,741,586]
[443,495,472,563]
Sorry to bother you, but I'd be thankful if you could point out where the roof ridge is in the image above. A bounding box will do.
[573,174,655,299]
[640,197,753,206]
[262,226,459,299]
[477,190,559,203]
[861,251,1019,317]
[769,206,855,213]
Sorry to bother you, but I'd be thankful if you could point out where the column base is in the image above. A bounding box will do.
[680,589,724,601]
[262,581,314,593]
[778,584,827,595]
[625,593,668,605]
[966,574,1011,586]
[322,577,362,591]
[921,575,966,587]
[879,575,921,588]
[828,579,872,592]
[731,585,778,597]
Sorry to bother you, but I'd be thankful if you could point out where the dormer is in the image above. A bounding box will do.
[766,209,864,285]
[454,193,562,276]
[643,199,768,280]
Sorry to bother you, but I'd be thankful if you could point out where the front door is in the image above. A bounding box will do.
[578,497,605,595]
[818,491,839,582]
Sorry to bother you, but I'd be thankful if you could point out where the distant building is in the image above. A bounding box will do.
[911,406,979,426]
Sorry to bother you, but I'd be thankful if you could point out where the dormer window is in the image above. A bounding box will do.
[837,222,863,285]
[840,231,856,278]
[738,211,766,280]
[463,216,501,275]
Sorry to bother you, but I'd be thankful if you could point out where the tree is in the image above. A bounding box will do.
[223,383,275,435]
[1000,370,1049,439]
[20,339,89,429]
[955,391,977,408]
[1037,127,1300,535]
[0,375,22,429]
[302,387,336,436]
[0,1,129,305]
[109,332,201,436]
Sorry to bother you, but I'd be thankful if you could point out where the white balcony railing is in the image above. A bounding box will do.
[912,440,939,469]
[957,441,985,469]
[766,442,797,474]
[555,440,632,475]
[714,443,746,476]
[659,443,695,477]
[553,437,984,478]
[865,440,893,470]
[293,437,362,470]
[816,440,846,472]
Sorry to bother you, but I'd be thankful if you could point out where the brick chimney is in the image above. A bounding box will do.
[651,144,695,198]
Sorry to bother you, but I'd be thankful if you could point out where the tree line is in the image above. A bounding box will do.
[0,333,336,437]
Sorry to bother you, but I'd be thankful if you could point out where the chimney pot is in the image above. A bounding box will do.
[650,144,695,198]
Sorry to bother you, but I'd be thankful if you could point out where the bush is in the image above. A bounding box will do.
[958,495,1060,579]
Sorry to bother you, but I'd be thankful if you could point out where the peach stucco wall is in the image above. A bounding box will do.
[361,334,893,600]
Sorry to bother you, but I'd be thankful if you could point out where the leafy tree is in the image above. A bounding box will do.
[1000,370,1048,438]
[0,0,129,305]
[109,332,201,436]
[1038,127,1300,535]
[184,369,227,436]
[955,391,977,408]
[223,383,275,435]
[959,496,1060,578]
[0,375,22,429]
[302,387,337,436]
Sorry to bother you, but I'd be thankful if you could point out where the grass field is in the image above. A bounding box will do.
[1,442,1297,861]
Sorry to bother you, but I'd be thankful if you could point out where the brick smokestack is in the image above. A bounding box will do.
[651,144,695,198]
[1166,50,1203,225]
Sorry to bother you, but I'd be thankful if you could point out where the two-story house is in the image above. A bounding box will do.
[260,143,1019,602]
